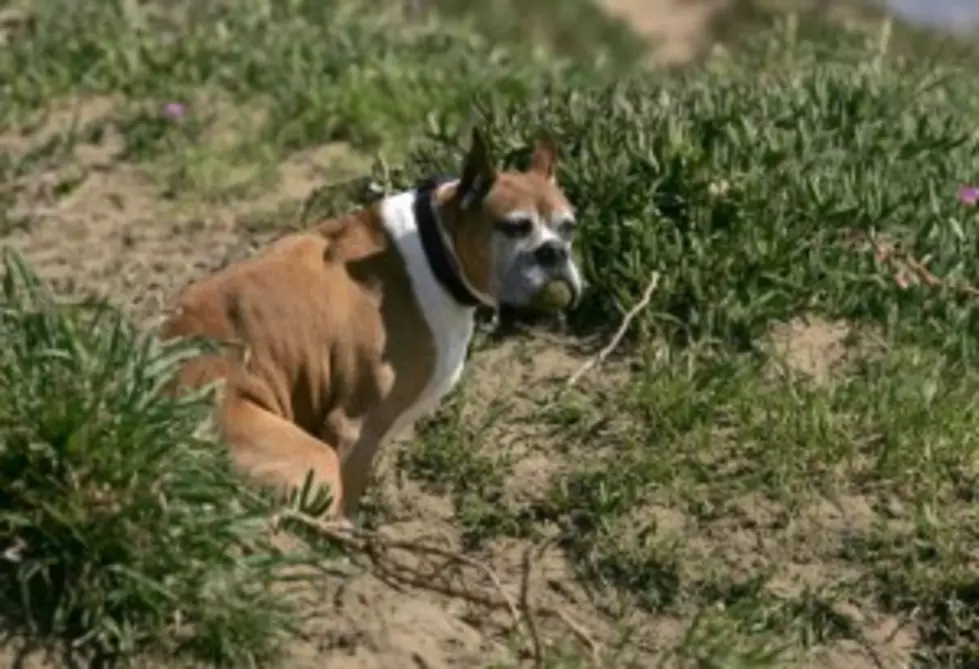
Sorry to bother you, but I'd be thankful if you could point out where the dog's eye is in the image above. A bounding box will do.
[556,220,575,239]
[497,217,533,238]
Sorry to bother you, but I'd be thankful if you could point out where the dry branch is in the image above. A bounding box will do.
[564,271,661,389]
[278,510,602,666]
[867,231,979,299]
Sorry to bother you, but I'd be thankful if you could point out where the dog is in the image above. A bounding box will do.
[161,129,584,522]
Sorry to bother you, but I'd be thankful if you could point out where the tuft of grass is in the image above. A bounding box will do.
[396,386,517,546]
[0,250,304,667]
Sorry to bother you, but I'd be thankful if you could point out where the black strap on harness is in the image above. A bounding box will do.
[412,176,485,309]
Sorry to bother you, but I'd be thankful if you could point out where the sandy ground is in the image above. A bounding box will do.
[598,0,729,62]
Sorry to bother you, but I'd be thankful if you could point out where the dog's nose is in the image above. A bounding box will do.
[533,240,569,267]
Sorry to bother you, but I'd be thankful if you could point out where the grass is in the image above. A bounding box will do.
[1,0,979,667]
[0,251,303,666]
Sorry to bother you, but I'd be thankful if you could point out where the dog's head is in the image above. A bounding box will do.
[434,128,584,313]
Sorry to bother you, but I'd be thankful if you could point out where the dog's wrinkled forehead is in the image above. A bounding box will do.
[480,172,574,227]
[441,128,576,243]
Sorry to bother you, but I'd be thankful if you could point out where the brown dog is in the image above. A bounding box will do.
[161,129,583,522]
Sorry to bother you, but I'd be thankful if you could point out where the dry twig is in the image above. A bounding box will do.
[278,510,602,666]
[867,231,979,299]
[519,543,544,665]
[564,271,661,389]
[279,510,522,625]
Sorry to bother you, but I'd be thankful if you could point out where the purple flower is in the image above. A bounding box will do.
[162,102,186,120]
[959,186,979,206]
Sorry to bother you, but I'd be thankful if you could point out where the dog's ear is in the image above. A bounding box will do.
[528,133,559,183]
[458,127,496,210]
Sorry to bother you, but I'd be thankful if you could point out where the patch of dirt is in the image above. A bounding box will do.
[2,102,368,326]
[271,336,642,667]
[281,530,514,669]
[767,315,868,384]
[597,0,730,63]
[803,610,917,669]
[465,336,592,503]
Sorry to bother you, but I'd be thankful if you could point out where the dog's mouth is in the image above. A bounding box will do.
[494,285,578,336]
[502,276,579,311]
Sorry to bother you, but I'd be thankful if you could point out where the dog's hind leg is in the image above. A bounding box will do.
[221,396,345,518]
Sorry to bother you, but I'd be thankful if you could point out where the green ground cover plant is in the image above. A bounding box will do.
[0,250,302,666]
